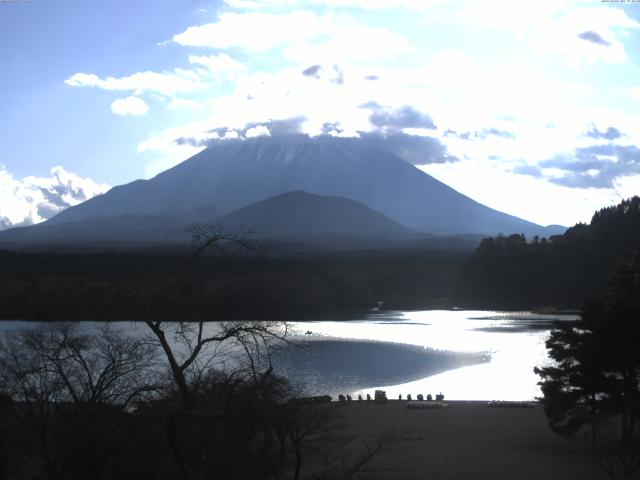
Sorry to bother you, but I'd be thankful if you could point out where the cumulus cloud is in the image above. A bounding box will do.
[358,132,456,165]
[461,1,639,66]
[367,105,436,131]
[65,69,203,96]
[531,7,637,66]
[223,0,436,8]
[577,30,610,47]
[475,128,515,140]
[173,11,333,50]
[110,96,149,116]
[301,65,322,78]
[245,125,271,138]
[585,125,622,140]
[301,64,343,84]
[173,113,455,166]
[443,128,515,141]
[174,117,308,148]
[512,164,542,177]
[174,11,410,63]
[283,23,411,63]
[514,143,640,189]
[628,87,640,103]
[0,166,110,231]
[188,53,246,72]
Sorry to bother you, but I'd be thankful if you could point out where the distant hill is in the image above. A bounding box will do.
[454,196,640,308]
[0,135,563,249]
[214,191,418,239]
[0,191,420,248]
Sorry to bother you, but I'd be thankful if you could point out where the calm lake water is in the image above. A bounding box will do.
[0,310,578,401]
[283,310,578,401]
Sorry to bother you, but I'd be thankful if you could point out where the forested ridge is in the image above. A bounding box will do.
[454,196,640,308]
[0,248,466,321]
[2,197,639,319]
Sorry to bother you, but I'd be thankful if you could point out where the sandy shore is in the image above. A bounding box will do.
[335,400,601,480]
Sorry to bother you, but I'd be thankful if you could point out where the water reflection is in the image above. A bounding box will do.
[290,310,578,401]
[273,338,489,397]
[0,310,577,401]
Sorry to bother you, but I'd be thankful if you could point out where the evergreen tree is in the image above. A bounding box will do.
[535,247,640,448]
[534,300,613,447]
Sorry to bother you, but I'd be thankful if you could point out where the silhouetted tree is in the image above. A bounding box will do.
[534,301,613,447]
[0,323,158,480]
[536,247,640,453]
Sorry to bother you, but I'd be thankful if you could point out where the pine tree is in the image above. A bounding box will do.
[535,247,640,448]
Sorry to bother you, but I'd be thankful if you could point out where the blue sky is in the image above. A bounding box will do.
[2,0,640,229]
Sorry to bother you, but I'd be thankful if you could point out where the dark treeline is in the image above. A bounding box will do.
[3,196,640,319]
[0,248,468,321]
[454,196,640,309]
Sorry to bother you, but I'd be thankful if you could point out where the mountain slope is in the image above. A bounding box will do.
[43,135,560,237]
[215,191,418,239]
[0,191,423,249]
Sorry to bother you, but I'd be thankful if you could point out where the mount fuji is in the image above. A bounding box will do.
[0,135,564,249]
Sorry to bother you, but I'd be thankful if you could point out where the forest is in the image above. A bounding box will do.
[0,247,467,321]
[1,196,639,320]
[454,196,640,309]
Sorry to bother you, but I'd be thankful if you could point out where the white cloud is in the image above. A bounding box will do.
[0,166,110,231]
[530,9,636,67]
[173,11,334,50]
[188,53,246,72]
[173,10,410,62]
[283,23,411,63]
[627,87,640,102]
[245,125,271,137]
[223,0,263,8]
[65,69,204,97]
[167,97,204,110]
[110,96,150,116]
[223,0,448,10]
[460,0,639,67]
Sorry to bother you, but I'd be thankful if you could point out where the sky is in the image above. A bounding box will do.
[1,0,640,230]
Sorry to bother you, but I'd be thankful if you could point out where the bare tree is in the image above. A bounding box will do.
[132,223,288,406]
[144,319,289,406]
[187,222,261,264]
[28,323,158,408]
[0,323,158,480]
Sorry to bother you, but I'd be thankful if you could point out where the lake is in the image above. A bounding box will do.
[281,309,578,401]
[0,310,577,401]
